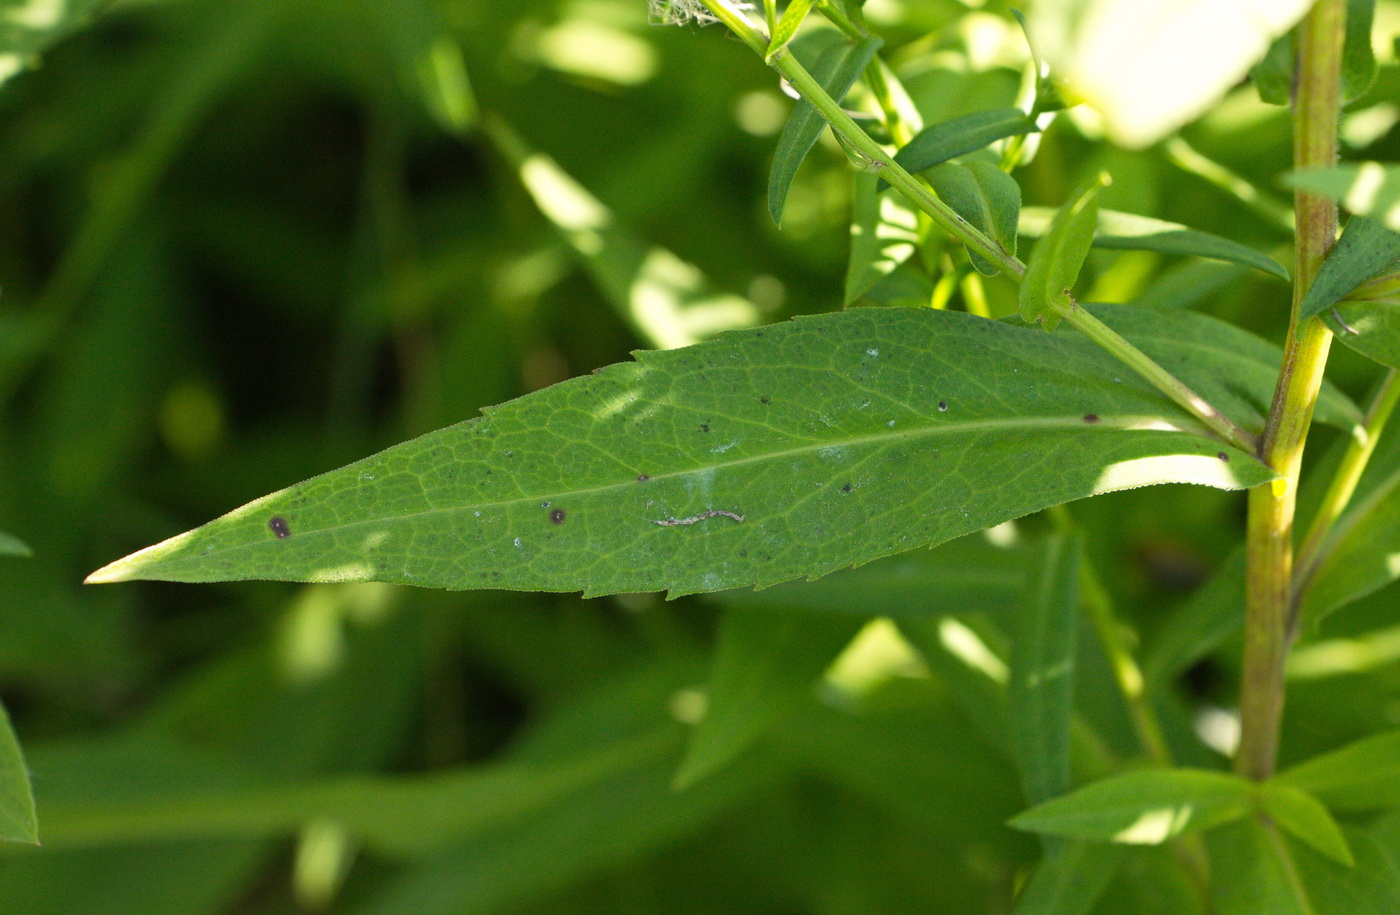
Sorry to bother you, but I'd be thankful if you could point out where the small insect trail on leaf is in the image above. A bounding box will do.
[1331,306,1359,335]
[653,510,745,527]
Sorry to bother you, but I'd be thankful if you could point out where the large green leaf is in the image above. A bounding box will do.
[768,34,883,226]
[925,161,1021,277]
[1009,769,1255,844]
[1009,533,1081,807]
[672,608,862,789]
[0,700,36,844]
[887,108,1037,183]
[1288,162,1400,231]
[1019,207,1289,281]
[1275,729,1400,812]
[1299,216,1400,326]
[87,307,1278,596]
[1020,175,1104,329]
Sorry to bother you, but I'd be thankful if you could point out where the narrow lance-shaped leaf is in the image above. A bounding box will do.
[1298,216,1400,328]
[1257,783,1354,866]
[765,0,818,59]
[88,306,1276,597]
[1020,174,1106,330]
[768,34,883,226]
[925,161,1021,277]
[1018,207,1289,281]
[0,701,37,844]
[1275,729,1400,813]
[1009,533,1081,807]
[672,608,862,789]
[1009,769,1255,844]
[883,108,1037,188]
[845,171,921,305]
[1288,162,1400,231]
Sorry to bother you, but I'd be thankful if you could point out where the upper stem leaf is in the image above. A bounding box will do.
[1019,174,1108,330]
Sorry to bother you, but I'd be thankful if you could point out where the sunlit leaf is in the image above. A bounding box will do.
[925,161,1021,277]
[88,306,1276,596]
[1288,162,1400,231]
[1019,207,1289,280]
[887,108,1037,184]
[1009,769,1255,843]
[1030,0,1312,148]
[769,33,883,226]
[0,0,109,89]
[1019,174,1105,330]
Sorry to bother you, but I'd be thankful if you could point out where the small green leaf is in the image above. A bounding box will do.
[1013,841,1126,915]
[766,0,819,59]
[1009,533,1081,807]
[845,172,921,305]
[886,108,1037,185]
[1275,730,1400,812]
[1208,818,1318,915]
[925,161,1021,277]
[1019,207,1290,281]
[0,531,31,558]
[1299,216,1400,328]
[1009,769,1255,844]
[1251,30,1295,106]
[672,608,862,789]
[0,701,36,844]
[1258,783,1355,866]
[1288,162,1400,231]
[1328,299,1400,369]
[768,34,883,226]
[1019,174,1107,330]
[1341,0,1379,103]
[86,307,1277,597]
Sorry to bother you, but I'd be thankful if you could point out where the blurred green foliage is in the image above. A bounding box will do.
[1,0,1400,912]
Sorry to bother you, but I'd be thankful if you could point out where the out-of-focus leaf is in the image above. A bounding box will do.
[1018,207,1289,280]
[846,172,921,305]
[706,533,1032,619]
[888,108,1036,182]
[1009,533,1081,807]
[0,0,109,89]
[1208,818,1315,915]
[1251,30,1294,106]
[487,118,759,350]
[672,608,862,789]
[1341,0,1379,103]
[1144,547,1244,686]
[925,161,1021,276]
[1030,0,1312,148]
[1257,783,1354,866]
[769,34,883,226]
[86,307,1275,596]
[1299,217,1400,326]
[1274,729,1400,812]
[0,530,31,557]
[1288,162,1400,231]
[1009,769,1254,843]
[0,701,36,844]
[1019,175,1104,329]
[1013,840,1126,915]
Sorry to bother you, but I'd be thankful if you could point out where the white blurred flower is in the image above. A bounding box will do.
[648,0,755,26]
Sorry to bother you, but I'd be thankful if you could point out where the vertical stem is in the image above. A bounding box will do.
[1237,0,1345,782]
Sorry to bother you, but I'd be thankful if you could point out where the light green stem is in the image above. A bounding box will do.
[698,0,1258,454]
[1237,0,1345,783]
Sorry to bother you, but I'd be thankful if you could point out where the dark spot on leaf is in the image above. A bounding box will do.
[550,508,566,525]
[841,483,852,493]
[637,474,650,482]
[1218,452,1230,462]
[541,501,551,508]
[938,401,948,412]
[759,396,771,405]
[268,516,291,539]
[1083,414,1100,424]
[700,422,710,433]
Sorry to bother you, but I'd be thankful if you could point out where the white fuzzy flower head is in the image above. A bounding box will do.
[647,0,754,26]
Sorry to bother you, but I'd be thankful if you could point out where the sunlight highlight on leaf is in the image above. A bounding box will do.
[1113,805,1193,843]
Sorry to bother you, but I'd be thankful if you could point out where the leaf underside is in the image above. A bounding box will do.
[90,307,1280,597]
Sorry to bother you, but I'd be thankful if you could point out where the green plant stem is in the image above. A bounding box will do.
[1237,0,1345,783]
[1294,368,1400,596]
[699,0,1258,453]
